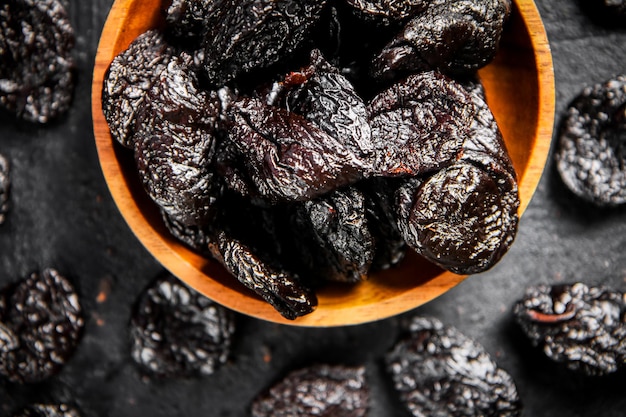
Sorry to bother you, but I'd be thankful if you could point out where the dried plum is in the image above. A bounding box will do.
[202,0,328,86]
[161,210,212,253]
[386,316,522,417]
[102,30,174,148]
[555,75,626,205]
[130,272,235,377]
[0,0,75,123]
[372,0,511,79]
[0,153,9,225]
[0,268,84,384]
[12,404,81,417]
[166,0,221,41]
[344,0,427,24]
[251,364,369,417]
[513,282,626,376]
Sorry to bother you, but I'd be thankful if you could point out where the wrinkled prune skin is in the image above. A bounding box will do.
[368,72,473,177]
[166,0,220,41]
[161,210,212,253]
[0,269,84,384]
[130,273,235,378]
[372,0,511,79]
[514,283,626,376]
[0,0,75,123]
[555,75,626,205]
[251,364,369,417]
[344,0,427,24]
[291,187,375,283]
[0,153,9,225]
[202,0,327,86]
[386,316,522,417]
[12,404,81,417]
[134,52,233,226]
[224,97,365,203]
[102,30,174,148]
[395,89,519,275]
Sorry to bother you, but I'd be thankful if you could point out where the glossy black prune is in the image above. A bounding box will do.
[514,282,626,376]
[251,364,369,417]
[202,0,328,86]
[102,30,174,148]
[0,269,84,384]
[130,272,235,377]
[555,75,626,205]
[386,316,522,417]
[372,0,511,79]
[12,404,81,417]
[166,0,221,41]
[344,0,427,24]
[161,210,212,253]
[0,0,75,123]
[0,153,9,225]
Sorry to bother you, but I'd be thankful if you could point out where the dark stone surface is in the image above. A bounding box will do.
[1,1,625,416]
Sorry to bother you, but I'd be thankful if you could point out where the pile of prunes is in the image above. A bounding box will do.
[102,0,519,319]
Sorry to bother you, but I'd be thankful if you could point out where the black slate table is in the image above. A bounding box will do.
[1,1,625,416]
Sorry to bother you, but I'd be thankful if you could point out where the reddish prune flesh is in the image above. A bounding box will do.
[555,75,626,205]
[0,268,84,384]
[12,404,81,417]
[0,153,9,225]
[0,0,75,123]
[386,316,522,417]
[251,364,369,417]
[513,282,626,376]
[130,272,235,377]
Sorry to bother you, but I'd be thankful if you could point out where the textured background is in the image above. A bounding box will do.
[1,1,625,416]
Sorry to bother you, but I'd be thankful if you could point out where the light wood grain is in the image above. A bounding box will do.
[91,0,555,327]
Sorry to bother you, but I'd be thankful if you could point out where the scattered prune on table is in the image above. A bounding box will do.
[368,71,473,177]
[102,30,174,148]
[202,0,328,86]
[513,282,626,376]
[344,0,427,24]
[12,404,81,417]
[251,364,369,417]
[0,0,75,123]
[386,316,522,417]
[130,272,235,378]
[0,268,84,384]
[0,153,9,225]
[223,97,365,203]
[372,0,511,80]
[555,75,626,205]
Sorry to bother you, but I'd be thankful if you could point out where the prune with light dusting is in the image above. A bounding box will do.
[133,52,230,226]
[251,364,369,417]
[130,272,235,377]
[513,282,626,376]
[208,229,317,320]
[386,316,522,417]
[344,0,427,24]
[0,153,9,225]
[0,0,75,123]
[224,97,365,203]
[12,403,81,417]
[368,72,473,178]
[555,75,626,205]
[0,268,84,384]
[102,30,174,148]
[292,187,375,283]
[372,0,511,79]
[202,0,328,86]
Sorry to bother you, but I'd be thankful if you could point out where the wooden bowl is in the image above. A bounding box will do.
[92,0,554,327]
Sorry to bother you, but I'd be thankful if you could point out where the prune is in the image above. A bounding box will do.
[386,316,522,417]
[202,0,328,86]
[0,0,75,123]
[372,0,511,79]
[0,268,84,384]
[12,404,81,417]
[166,0,221,41]
[251,364,369,417]
[513,282,626,376]
[133,52,231,226]
[224,97,365,203]
[130,272,235,377]
[102,30,174,148]
[344,0,427,24]
[555,75,626,205]
[0,153,9,225]
[368,72,473,177]
[161,210,212,253]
